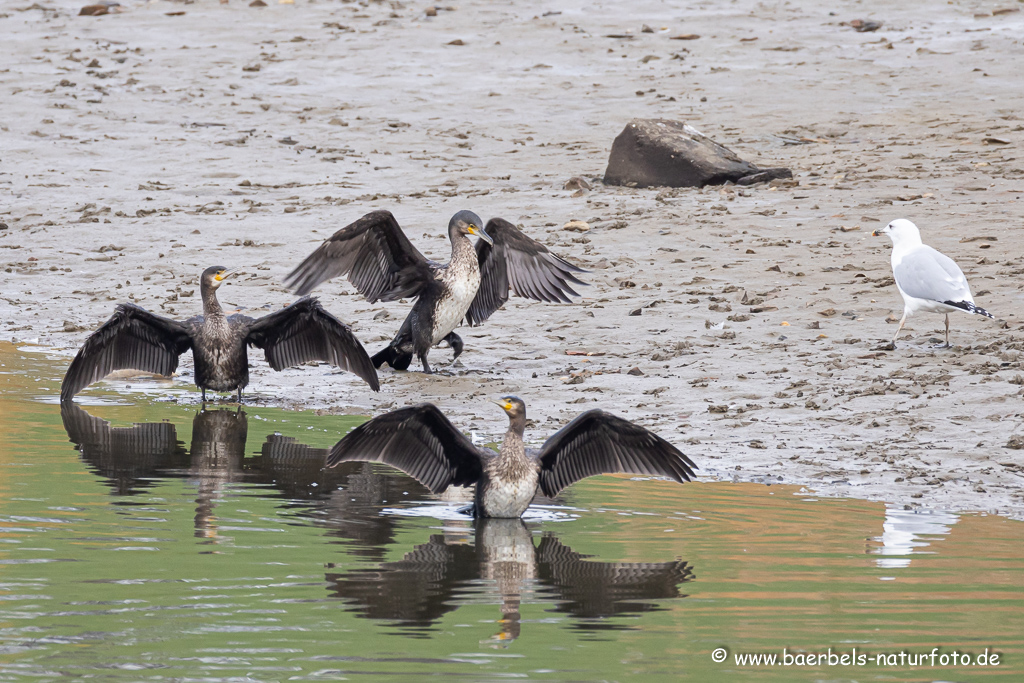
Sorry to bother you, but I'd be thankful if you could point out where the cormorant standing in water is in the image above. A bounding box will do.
[61,266,379,402]
[284,210,587,374]
[326,395,697,518]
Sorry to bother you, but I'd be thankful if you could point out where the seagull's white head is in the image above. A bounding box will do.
[872,219,922,247]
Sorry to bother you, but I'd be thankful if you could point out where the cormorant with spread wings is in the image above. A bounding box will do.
[326,395,697,518]
[61,266,379,402]
[284,210,587,374]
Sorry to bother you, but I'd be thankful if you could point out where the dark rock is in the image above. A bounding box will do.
[604,119,761,188]
[737,167,793,186]
[627,366,643,376]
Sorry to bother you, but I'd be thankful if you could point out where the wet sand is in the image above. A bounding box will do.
[2,0,1023,517]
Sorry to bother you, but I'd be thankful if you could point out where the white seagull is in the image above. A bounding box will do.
[873,219,993,347]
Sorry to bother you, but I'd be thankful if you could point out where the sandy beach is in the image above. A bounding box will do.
[2,0,1023,517]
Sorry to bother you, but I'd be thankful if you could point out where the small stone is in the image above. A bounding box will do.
[627,366,643,376]
[1007,437,1024,450]
[564,176,591,191]
[425,6,437,16]
[849,19,882,32]
[249,0,267,5]
[563,220,589,232]
[447,39,465,46]
[737,168,793,186]
[629,308,642,316]
[79,4,111,16]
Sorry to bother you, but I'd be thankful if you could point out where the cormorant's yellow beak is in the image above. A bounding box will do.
[215,267,242,282]
[492,398,513,412]
[469,224,494,245]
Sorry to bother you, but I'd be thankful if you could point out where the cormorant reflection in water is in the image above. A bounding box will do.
[61,403,427,554]
[326,518,694,644]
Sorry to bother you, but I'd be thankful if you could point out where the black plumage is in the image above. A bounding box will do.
[284,210,586,373]
[467,217,587,326]
[61,266,379,402]
[326,518,694,639]
[326,396,696,518]
[61,400,189,496]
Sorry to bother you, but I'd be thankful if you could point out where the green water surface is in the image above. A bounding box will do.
[0,344,1021,681]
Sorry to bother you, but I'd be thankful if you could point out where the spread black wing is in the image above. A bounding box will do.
[326,404,484,493]
[536,410,696,498]
[61,304,193,401]
[245,297,380,391]
[466,217,588,326]
[60,401,188,496]
[284,210,435,301]
[326,535,479,628]
[535,533,694,619]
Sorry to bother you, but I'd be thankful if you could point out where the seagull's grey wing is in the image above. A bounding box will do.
[466,218,588,326]
[325,404,484,493]
[284,210,434,301]
[537,410,697,498]
[894,246,973,304]
[61,304,193,401]
[245,297,380,391]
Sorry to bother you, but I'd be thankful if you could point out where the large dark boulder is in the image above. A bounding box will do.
[603,119,784,188]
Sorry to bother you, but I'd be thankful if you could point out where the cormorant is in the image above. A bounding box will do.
[284,210,587,374]
[61,265,380,402]
[873,219,993,347]
[326,518,694,640]
[326,395,697,518]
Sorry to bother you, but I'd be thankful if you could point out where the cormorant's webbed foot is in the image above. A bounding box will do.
[442,332,464,361]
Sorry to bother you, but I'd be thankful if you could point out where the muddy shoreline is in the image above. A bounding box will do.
[3,0,1023,518]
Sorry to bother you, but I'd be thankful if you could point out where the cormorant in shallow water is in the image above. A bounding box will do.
[284,210,587,374]
[61,266,379,402]
[326,395,696,518]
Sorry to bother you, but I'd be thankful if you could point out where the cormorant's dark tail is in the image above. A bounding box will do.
[371,345,413,371]
[944,300,994,318]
